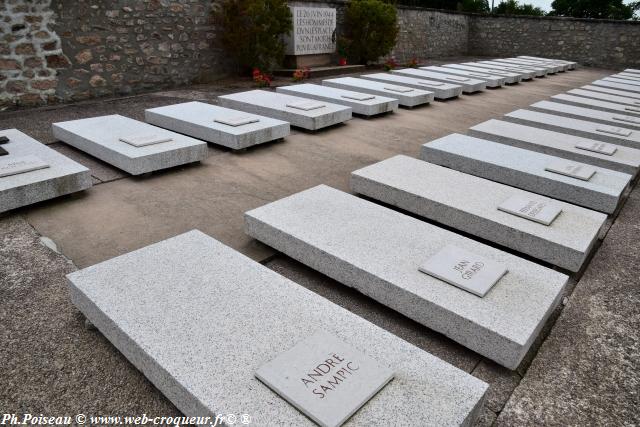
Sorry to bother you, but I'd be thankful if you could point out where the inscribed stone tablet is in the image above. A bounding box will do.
[446,76,470,82]
[575,141,618,156]
[214,116,259,127]
[469,73,490,78]
[119,135,173,147]
[0,155,49,178]
[287,101,326,111]
[418,81,443,87]
[383,86,413,93]
[418,245,508,297]
[498,194,562,226]
[341,94,375,101]
[596,126,632,137]
[613,115,640,125]
[256,331,394,427]
[544,160,597,181]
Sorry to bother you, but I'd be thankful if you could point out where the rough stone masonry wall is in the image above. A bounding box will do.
[469,15,640,69]
[1,0,228,108]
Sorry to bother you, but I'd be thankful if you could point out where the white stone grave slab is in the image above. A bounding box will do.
[568,88,640,106]
[463,62,535,80]
[517,56,577,70]
[276,84,398,116]
[52,115,207,175]
[529,100,640,131]
[614,73,640,82]
[478,60,547,77]
[625,69,640,74]
[245,185,569,369]
[0,129,92,213]
[68,230,488,426]
[504,57,565,72]
[503,109,640,149]
[512,58,570,72]
[592,79,640,95]
[351,155,605,271]
[443,64,522,84]
[420,134,631,214]
[321,77,433,107]
[255,330,394,427]
[603,77,640,88]
[145,102,290,150]
[579,85,640,101]
[218,90,352,131]
[468,120,640,175]
[391,68,487,93]
[359,73,462,100]
[491,58,557,74]
[550,94,640,118]
[420,66,506,87]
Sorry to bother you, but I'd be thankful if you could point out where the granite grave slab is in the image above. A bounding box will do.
[579,85,640,101]
[550,94,640,118]
[276,84,398,116]
[491,59,557,74]
[614,73,640,82]
[468,120,640,175]
[0,129,92,213]
[625,68,640,74]
[593,79,640,94]
[517,56,577,70]
[568,89,640,106]
[391,69,486,93]
[218,90,352,131]
[504,109,640,149]
[529,100,640,131]
[52,115,208,175]
[477,60,546,77]
[245,185,569,369]
[144,102,290,150]
[351,155,606,271]
[321,77,433,107]
[420,134,631,214]
[603,77,640,88]
[503,58,564,73]
[420,66,506,87]
[67,230,488,426]
[462,62,535,80]
[442,64,522,84]
[358,73,462,100]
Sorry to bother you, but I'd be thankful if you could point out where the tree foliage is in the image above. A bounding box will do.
[341,0,399,64]
[458,0,490,12]
[494,0,545,16]
[213,0,292,74]
[549,0,635,19]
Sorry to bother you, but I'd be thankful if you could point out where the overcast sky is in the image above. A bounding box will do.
[514,0,635,11]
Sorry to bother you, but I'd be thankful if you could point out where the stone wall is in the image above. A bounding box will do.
[1,0,229,108]
[469,15,640,69]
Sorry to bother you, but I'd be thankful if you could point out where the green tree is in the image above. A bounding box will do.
[341,0,399,64]
[549,0,634,19]
[458,0,490,12]
[494,0,545,15]
[213,0,292,74]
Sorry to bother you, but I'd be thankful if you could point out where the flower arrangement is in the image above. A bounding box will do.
[292,67,310,82]
[383,57,398,71]
[252,68,272,87]
[405,57,419,68]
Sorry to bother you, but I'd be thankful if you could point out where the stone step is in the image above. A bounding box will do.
[67,230,489,425]
[420,66,506,87]
[391,68,486,93]
[51,115,208,175]
[468,120,640,176]
[351,155,606,272]
[421,133,631,214]
[145,101,290,150]
[359,73,462,100]
[245,185,568,369]
[276,83,398,116]
[321,77,433,107]
[218,90,352,131]
[273,64,366,78]
[0,129,92,213]
[504,109,640,149]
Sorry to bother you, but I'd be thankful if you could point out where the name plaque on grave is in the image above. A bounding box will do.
[498,194,562,226]
[287,101,326,111]
[596,126,632,137]
[285,7,337,56]
[384,86,413,93]
[119,135,173,147]
[418,81,443,87]
[419,245,508,297]
[256,331,394,427]
[575,141,618,156]
[0,155,49,178]
[341,94,375,101]
[214,116,259,127]
[613,115,640,125]
[446,76,470,82]
[544,160,596,181]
